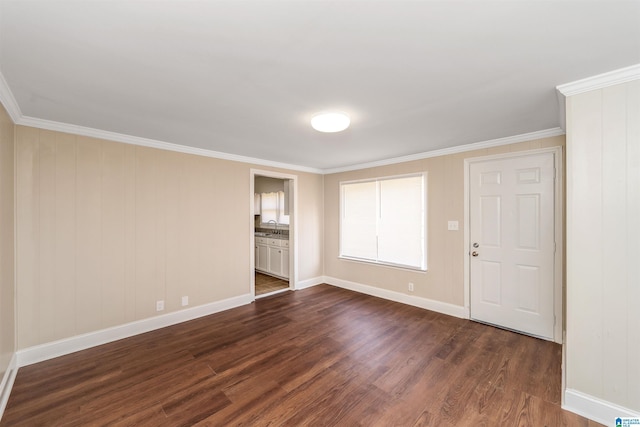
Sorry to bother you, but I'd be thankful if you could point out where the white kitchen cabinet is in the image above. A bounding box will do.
[268,246,283,276]
[254,236,289,279]
[255,238,269,272]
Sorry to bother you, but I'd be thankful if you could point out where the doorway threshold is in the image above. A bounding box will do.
[255,288,291,299]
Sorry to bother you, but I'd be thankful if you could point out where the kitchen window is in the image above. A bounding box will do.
[261,191,289,226]
[340,173,426,270]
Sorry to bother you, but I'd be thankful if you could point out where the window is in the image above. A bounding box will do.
[261,191,289,226]
[260,192,278,224]
[340,173,426,270]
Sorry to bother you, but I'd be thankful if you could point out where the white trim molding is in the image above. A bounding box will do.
[295,276,325,290]
[0,67,566,176]
[556,64,640,97]
[0,353,18,422]
[555,64,640,132]
[0,72,21,123]
[323,128,565,174]
[564,389,640,426]
[17,115,324,174]
[16,293,253,368]
[324,276,467,319]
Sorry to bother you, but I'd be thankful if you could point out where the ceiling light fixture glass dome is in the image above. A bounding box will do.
[311,111,350,133]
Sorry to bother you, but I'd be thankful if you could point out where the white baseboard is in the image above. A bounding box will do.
[0,353,18,422]
[563,388,640,426]
[295,276,325,290]
[324,276,467,319]
[17,293,253,368]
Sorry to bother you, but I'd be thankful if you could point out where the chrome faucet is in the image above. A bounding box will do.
[267,220,278,234]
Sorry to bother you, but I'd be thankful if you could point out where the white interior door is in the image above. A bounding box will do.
[469,152,556,339]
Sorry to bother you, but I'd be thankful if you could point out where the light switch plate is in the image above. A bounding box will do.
[448,221,459,231]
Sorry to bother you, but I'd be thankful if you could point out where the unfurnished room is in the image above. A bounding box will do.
[0,1,639,426]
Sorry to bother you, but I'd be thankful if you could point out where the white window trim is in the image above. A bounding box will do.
[339,172,428,271]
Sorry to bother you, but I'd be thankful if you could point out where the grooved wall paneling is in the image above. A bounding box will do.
[566,80,640,411]
[15,129,259,349]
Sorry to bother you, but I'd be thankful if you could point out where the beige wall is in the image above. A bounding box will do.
[324,135,565,306]
[0,104,15,378]
[565,80,640,411]
[15,127,324,349]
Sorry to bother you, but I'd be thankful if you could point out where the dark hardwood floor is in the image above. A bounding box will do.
[1,285,602,426]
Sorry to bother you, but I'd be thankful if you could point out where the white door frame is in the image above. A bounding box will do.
[250,169,298,299]
[463,146,564,344]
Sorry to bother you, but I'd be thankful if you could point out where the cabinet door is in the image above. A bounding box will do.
[256,244,268,271]
[281,248,289,279]
[268,246,282,276]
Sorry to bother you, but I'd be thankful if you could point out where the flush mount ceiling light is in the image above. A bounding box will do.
[311,111,350,133]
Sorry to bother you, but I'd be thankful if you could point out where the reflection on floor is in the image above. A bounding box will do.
[255,272,289,297]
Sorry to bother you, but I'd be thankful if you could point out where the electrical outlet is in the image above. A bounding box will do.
[181,296,189,307]
[408,282,414,292]
[448,220,459,231]
[156,300,164,311]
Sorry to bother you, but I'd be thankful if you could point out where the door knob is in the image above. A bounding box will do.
[472,251,479,257]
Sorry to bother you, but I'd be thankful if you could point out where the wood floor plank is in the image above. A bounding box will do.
[1,284,603,426]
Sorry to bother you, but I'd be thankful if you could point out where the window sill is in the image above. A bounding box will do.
[338,256,427,272]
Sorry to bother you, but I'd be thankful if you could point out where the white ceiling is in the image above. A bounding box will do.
[0,1,639,172]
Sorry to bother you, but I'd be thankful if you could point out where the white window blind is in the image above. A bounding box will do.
[260,192,278,223]
[340,174,426,270]
[261,191,290,225]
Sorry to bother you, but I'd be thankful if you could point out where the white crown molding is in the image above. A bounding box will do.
[1,68,566,176]
[16,293,253,367]
[16,115,324,174]
[0,72,22,123]
[556,64,640,97]
[0,69,322,173]
[322,127,566,174]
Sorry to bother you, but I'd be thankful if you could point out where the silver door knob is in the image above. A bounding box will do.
[472,251,479,257]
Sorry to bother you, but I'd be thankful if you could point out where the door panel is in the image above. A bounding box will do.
[268,246,282,276]
[256,244,268,271]
[470,152,555,340]
[480,261,502,304]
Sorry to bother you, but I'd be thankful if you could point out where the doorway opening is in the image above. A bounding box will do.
[250,169,297,299]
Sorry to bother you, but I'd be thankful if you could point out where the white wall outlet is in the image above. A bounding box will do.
[181,296,189,307]
[447,220,459,231]
[156,300,164,311]
[408,282,414,292]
